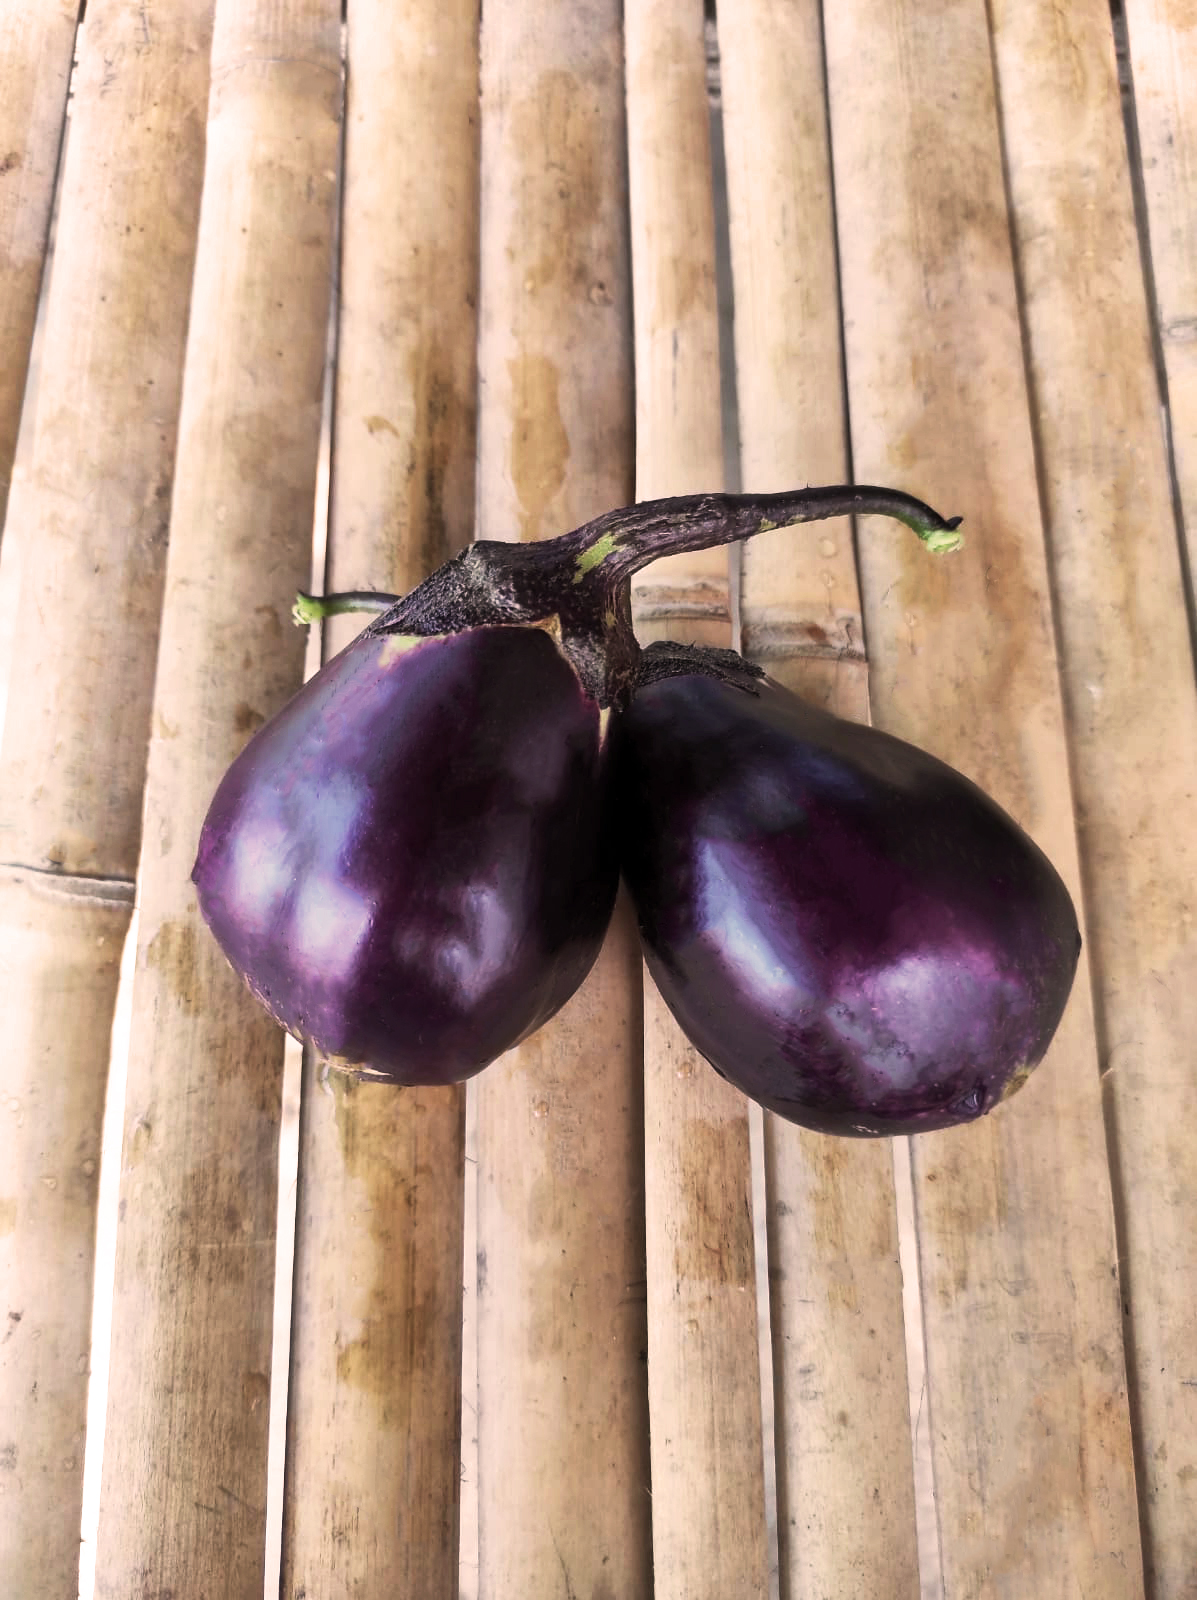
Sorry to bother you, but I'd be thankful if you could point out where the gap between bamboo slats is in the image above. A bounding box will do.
[472,7,652,1598]
[279,2,480,1593]
[1120,0,1197,600]
[625,2,769,1595]
[822,0,1144,1591]
[0,4,216,1591]
[0,1,77,539]
[92,5,342,1595]
[717,3,925,1593]
[988,5,1197,1592]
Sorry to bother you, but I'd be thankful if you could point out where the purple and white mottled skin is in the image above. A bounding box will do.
[193,624,616,1084]
[616,656,1081,1135]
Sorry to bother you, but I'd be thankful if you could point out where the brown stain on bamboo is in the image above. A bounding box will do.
[403,338,473,578]
[0,1198,16,1236]
[510,69,603,295]
[233,700,264,735]
[672,1119,754,1289]
[145,917,201,1016]
[242,1369,270,1415]
[328,1073,462,1409]
[508,352,570,542]
[807,1135,896,1264]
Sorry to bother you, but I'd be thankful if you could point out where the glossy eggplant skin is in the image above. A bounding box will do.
[616,668,1081,1135]
[193,624,616,1084]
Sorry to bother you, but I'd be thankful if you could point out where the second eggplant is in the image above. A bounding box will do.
[615,644,1081,1136]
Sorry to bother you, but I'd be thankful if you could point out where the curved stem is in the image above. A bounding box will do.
[564,485,962,589]
[292,589,397,626]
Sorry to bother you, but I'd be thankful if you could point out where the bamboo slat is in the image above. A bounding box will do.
[718,4,922,1592]
[280,2,479,1592]
[1121,0,1197,581]
[626,0,727,650]
[0,0,76,538]
[823,1,1144,1591]
[92,6,342,1595]
[472,7,652,1598]
[989,4,1197,1591]
[0,4,215,1591]
[626,3,768,1595]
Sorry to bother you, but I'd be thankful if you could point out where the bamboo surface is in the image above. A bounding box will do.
[823,0,1144,1592]
[990,4,1197,1591]
[7,2,1197,1595]
[0,4,215,1592]
[279,1,479,1593]
[0,1,76,537]
[718,6,923,1592]
[92,5,342,1595]
[1121,0,1197,576]
[626,4,768,1596]
[471,6,652,1598]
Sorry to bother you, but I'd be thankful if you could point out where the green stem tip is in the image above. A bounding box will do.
[292,590,395,626]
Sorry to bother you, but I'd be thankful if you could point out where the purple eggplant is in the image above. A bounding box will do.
[194,625,616,1083]
[193,486,963,1085]
[615,644,1081,1135]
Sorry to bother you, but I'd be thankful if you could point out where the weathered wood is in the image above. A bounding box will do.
[823,0,1144,1591]
[0,0,77,538]
[626,3,768,1594]
[989,4,1197,1592]
[92,4,342,1595]
[280,2,479,1592]
[718,4,921,1591]
[472,6,652,1597]
[0,4,215,1591]
[1120,0,1197,587]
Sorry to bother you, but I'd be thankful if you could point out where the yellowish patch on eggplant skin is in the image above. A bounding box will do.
[376,632,439,670]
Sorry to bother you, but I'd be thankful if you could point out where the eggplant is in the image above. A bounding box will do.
[614,643,1081,1135]
[194,624,616,1083]
[193,486,963,1085]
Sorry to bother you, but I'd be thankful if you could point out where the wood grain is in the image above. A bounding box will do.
[989,3,1197,1591]
[718,3,921,1591]
[0,4,214,1591]
[823,0,1144,1591]
[626,3,769,1594]
[92,4,342,1594]
[472,7,651,1597]
[0,0,76,538]
[280,2,479,1593]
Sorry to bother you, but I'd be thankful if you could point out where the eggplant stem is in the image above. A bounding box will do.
[299,485,961,705]
[565,485,962,585]
[292,589,397,626]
